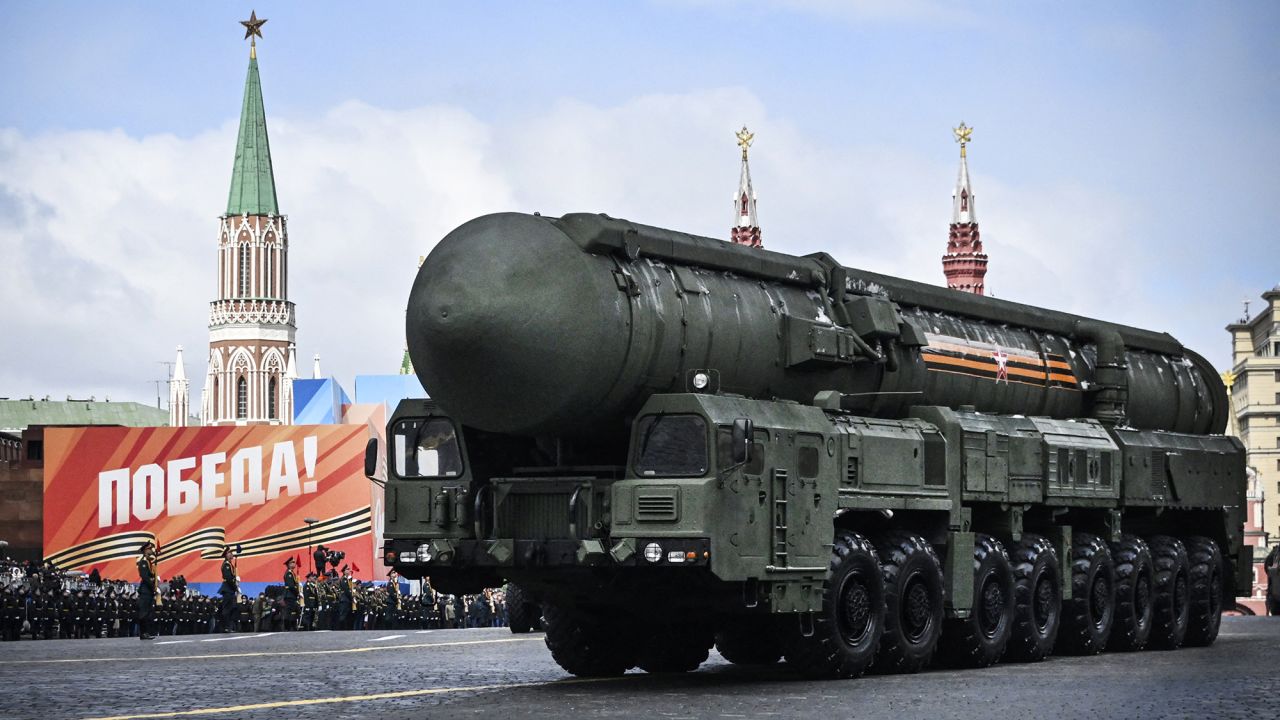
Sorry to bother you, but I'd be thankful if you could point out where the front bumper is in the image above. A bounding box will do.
[383,536,711,571]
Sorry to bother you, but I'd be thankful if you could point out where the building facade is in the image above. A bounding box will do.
[941,123,988,295]
[1227,286,1280,558]
[201,41,297,426]
[0,397,174,562]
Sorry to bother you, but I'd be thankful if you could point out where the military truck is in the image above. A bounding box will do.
[371,212,1246,678]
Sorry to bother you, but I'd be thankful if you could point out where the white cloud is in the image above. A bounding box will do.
[669,0,975,25]
[0,87,1230,409]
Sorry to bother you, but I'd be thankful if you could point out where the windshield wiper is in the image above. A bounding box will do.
[638,413,666,459]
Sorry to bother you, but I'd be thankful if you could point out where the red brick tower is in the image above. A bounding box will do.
[730,126,762,248]
[942,122,988,295]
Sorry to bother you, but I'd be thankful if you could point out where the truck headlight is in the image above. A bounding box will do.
[416,544,434,563]
[643,542,663,563]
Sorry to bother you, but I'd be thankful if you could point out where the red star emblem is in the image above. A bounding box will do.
[992,349,1009,384]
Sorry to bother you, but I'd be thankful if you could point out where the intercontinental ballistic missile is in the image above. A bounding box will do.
[407,212,1225,438]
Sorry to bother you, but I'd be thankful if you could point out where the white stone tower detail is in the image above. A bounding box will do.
[283,344,298,422]
[168,345,190,427]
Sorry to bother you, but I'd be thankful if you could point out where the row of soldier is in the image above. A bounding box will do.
[1,555,514,640]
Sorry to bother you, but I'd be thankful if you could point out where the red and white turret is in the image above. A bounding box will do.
[730,126,762,248]
[942,122,988,295]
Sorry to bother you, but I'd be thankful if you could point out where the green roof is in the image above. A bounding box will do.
[226,53,279,216]
[0,400,172,433]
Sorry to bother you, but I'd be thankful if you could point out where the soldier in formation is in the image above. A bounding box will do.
[301,572,318,630]
[385,569,402,629]
[1267,544,1280,616]
[136,541,159,640]
[218,546,239,632]
[337,565,357,630]
[282,557,302,630]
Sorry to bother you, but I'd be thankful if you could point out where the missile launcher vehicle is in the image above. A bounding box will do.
[372,211,1246,677]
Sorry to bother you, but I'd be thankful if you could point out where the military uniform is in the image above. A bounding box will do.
[0,590,20,641]
[301,576,318,630]
[420,583,438,629]
[1266,545,1280,616]
[337,573,356,630]
[385,575,402,630]
[237,595,252,632]
[102,593,118,637]
[283,564,301,631]
[218,555,239,632]
[29,591,48,639]
[136,552,158,640]
[85,592,101,638]
[322,580,337,630]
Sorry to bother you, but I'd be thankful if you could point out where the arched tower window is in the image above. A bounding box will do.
[236,376,248,419]
[239,242,251,297]
[268,377,278,420]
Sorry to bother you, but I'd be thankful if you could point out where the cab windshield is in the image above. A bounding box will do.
[394,418,463,478]
[633,414,708,477]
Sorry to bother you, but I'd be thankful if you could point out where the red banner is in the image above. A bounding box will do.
[42,425,382,582]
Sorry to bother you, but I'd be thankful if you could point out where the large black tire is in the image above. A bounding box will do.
[507,585,538,634]
[870,532,944,674]
[542,603,636,677]
[1056,533,1115,655]
[1004,533,1061,663]
[715,618,782,666]
[1183,536,1223,647]
[1147,535,1190,650]
[783,531,885,678]
[637,623,714,673]
[1108,535,1154,652]
[938,534,1015,668]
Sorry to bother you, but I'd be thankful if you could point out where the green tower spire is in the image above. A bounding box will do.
[226,46,279,216]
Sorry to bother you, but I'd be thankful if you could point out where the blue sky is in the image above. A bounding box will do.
[1,1,1277,405]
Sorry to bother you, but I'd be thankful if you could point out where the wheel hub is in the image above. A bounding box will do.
[839,573,872,645]
[1134,574,1152,627]
[1090,574,1110,629]
[1173,573,1188,619]
[902,577,932,642]
[1033,575,1055,631]
[978,577,1004,637]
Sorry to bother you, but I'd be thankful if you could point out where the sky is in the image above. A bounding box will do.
[1,1,1277,408]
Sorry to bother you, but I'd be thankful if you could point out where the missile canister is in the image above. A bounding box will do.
[407,212,1225,438]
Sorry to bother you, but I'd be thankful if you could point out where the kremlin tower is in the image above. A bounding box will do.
[730,126,762,248]
[168,346,189,427]
[941,123,988,295]
[201,12,297,426]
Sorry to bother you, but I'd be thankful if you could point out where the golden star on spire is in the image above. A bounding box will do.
[736,126,755,160]
[953,122,973,157]
[241,10,268,42]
